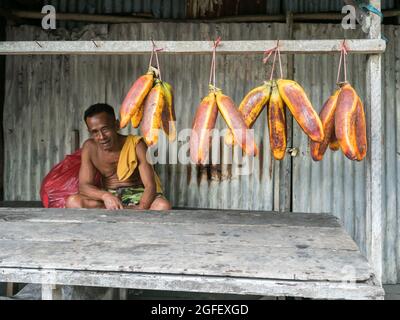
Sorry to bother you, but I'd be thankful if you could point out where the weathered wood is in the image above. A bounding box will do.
[366,0,383,283]
[0,209,383,299]
[41,284,61,300]
[0,40,386,55]
[0,239,372,282]
[0,268,384,300]
[0,220,360,251]
[0,208,342,228]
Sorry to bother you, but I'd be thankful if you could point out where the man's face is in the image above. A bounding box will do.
[86,112,119,151]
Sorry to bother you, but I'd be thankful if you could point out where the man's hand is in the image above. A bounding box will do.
[101,193,124,210]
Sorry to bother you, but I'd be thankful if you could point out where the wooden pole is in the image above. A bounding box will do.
[0,39,386,55]
[365,0,383,283]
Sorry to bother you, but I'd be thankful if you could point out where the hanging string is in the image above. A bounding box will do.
[148,48,154,70]
[276,42,283,79]
[336,40,349,84]
[263,40,282,80]
[269,49,278,81]
[209,37,221,89]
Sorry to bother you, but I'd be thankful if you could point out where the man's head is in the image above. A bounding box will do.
[84,103,120,151]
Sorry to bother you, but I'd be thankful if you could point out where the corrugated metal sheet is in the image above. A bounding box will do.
[3,22,400,283]
[4,22,290,211]
[291,23,400,284]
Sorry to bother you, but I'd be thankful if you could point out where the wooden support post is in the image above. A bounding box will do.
[366,0,383,283]
[119,288,128,300]
[5,282,13,297]
[41,284,62,300]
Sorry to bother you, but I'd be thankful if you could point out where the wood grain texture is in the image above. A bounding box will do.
[0,208,384,299]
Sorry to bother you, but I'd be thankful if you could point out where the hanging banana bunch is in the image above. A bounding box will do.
[190,37,258,165]
[310,41,367,161]
[227,41,323,161]
[119,41,177,146]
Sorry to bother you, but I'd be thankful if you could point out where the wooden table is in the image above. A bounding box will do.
[0,208,384,300]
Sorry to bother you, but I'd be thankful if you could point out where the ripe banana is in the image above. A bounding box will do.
[160,81,177,142]
[268,82,287,160]
[216,90,258,157]
[120,71,154,129]
[140,80,165,146]
[329,137,340,152]
[335,83,360,160]
[310,90,340,161]
[354,97,367,161]
[277,79,324,143]
[190,91,218,164]
[225,81,272,145]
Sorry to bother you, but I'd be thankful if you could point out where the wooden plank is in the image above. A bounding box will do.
[0,39,386,55]
[0,268,384,300]
[0,221,360,251]
[365,0,383,283]
[0,239,373,282]
[0,208,342,228]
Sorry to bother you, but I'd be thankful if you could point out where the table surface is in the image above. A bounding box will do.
[0,208,384,299]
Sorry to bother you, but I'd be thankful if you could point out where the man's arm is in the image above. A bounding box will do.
[136,140,157,210]
[79,141,123,210]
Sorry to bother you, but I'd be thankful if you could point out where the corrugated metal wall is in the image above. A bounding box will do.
[4,22,290,211]
[291,24,399,284]
[3,22,400,283]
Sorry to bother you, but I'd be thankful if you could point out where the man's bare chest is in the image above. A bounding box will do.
[92,151,120,177]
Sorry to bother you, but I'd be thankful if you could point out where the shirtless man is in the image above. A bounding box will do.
[65,103,171,211]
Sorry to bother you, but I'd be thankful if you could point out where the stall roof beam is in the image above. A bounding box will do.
[0,39,386,55]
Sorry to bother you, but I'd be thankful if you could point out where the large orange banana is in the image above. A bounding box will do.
[190,91,218,164]
[335,83,359,160]
[329,135,340,151]
[120,72,154,129]
[310,90,340,161]
[277,79,324,143]
[131,103,144,128]
[225,81,272,145]
[354,97,367,161]
[140,80,165,146]
[216,90,258,157]
[268,82,287,160]
[160,81,177,142]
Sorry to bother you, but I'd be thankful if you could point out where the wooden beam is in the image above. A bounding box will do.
[0,39,386,55]
[0,268,385,300]
[3,9,399,24]
[365,0,383,283]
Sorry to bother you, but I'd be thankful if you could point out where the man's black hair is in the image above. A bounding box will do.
[84,103,116,123]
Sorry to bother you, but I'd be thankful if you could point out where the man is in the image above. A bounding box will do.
[66,103,171,211]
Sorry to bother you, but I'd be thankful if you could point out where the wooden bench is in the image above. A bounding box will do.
[0,208,384,300]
